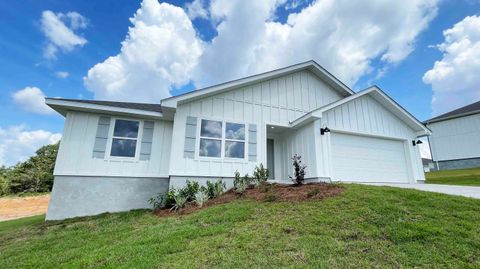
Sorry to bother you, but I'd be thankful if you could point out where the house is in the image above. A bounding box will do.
[45,61,430,220]
[424,100,480,171]
[422,158,434,173]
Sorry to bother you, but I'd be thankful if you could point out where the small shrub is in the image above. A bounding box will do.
[307,188,320,198]
[194,190,209,207]
[264,192,277,202]
[171,192,188,211]
[206,180,225,198]
[253,163,269,186]
[289,154,306,186]
[148,188,176,209]
[180,180,200,202]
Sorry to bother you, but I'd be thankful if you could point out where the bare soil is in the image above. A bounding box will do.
[155,183,344,217]
[0,194,50,221]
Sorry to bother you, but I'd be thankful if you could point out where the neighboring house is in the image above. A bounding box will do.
[422,158,434,173]
[424,100,480,171]
[45,61,430,220]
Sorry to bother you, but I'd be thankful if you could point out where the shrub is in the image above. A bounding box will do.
[253,163,269,186]
[289,154,306,186]
[180,180,200,202]
[206,180,225,198]
[194,190,209,207]
[307,188,320,198]
[0,166,9,196]
[148,188,176,209]
[171,192,188,211]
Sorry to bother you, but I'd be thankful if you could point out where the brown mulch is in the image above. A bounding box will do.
[154,183,344,217]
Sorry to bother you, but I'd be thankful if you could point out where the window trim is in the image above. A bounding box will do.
[196,118,247,161]
[106,117,143,160]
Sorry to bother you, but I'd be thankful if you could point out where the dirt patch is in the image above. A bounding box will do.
[155,183,343,217]
[0,195,50,221]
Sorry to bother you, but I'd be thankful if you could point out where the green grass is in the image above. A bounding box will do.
[0,215,45,236]
[426,168,480,186]
[1,184,479,268]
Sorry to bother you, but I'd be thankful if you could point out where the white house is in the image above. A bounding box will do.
[45,61,430,220]
[425,100,480,171]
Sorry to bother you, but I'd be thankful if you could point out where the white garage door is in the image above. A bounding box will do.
[331,132,410,183]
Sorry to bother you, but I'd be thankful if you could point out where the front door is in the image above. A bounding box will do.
[267,139,275,179]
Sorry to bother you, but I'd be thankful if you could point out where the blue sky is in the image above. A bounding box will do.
[0,0,479,166]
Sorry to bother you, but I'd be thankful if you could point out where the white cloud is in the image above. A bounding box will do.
[0,125,61,167]
[84,0,203,102]
[41,10,88,59]
[84,0,438,102]
[185,0,209,20]
[55,71,70,78]
[193,0,438,87]
[423,15,480,116]
[12,87,54,115]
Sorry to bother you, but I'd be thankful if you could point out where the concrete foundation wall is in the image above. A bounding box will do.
[436,157,480,171]
[46,176,169,220]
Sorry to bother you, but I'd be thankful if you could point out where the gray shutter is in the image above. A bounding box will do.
[139,121,154,161]
[184,116,197,158]
[248,124,257,162]
[92,116,111,158]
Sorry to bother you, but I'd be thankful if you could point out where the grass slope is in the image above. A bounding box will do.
[426,168,480,186]
[1,184,479,268]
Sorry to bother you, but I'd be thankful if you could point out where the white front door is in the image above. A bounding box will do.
[331,132,410,183]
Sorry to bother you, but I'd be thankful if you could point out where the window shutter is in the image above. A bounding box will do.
[92,116,111,158]
[248,124,257,162]
[184,116,197,158]
[139,121,154,161]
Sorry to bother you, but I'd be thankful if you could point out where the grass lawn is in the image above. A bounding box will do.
[426,168,480,186]
[0,184,479,268]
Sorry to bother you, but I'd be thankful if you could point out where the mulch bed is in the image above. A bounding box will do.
[154,183,344,217]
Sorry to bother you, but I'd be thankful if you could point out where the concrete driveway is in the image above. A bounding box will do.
[365,183,480,199]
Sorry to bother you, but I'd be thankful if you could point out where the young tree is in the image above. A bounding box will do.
[8,143,59,194]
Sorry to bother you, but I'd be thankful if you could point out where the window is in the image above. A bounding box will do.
[198,119,245,159]
[110,119,139,157]
[199,120,222,157]
[225,123,245,158]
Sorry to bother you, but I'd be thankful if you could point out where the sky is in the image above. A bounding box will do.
[0,0,479,166]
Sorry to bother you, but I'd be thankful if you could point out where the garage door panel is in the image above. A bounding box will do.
[331,133,409,183]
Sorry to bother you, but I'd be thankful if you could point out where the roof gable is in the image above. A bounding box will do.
[160,60,354,108]
[291,86,431,136]
[425,99,480,124]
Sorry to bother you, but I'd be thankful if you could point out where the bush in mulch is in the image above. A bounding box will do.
[153,183,344,217]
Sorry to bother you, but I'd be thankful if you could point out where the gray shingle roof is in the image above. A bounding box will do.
[50,98,162,113]
[425,100,480,123]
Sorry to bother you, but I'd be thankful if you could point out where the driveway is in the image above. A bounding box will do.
[365,183,480,199]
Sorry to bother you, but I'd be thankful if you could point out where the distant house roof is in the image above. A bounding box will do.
[45,98,163,119]
[425,100,480,124]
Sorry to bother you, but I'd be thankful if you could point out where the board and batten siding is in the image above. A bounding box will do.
[323,95,417,139]
[321,94,425,182]
[54,111,172,178]
[169,70,345,177]
[276,121,318,180]
[428,113,480,161]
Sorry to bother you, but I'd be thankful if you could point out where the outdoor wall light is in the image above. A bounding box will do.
[320,126,330,135]
[412,140,423,146]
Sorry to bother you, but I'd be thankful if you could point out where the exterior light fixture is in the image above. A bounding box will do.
[320,126,330,135]
[412,140,423,146]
